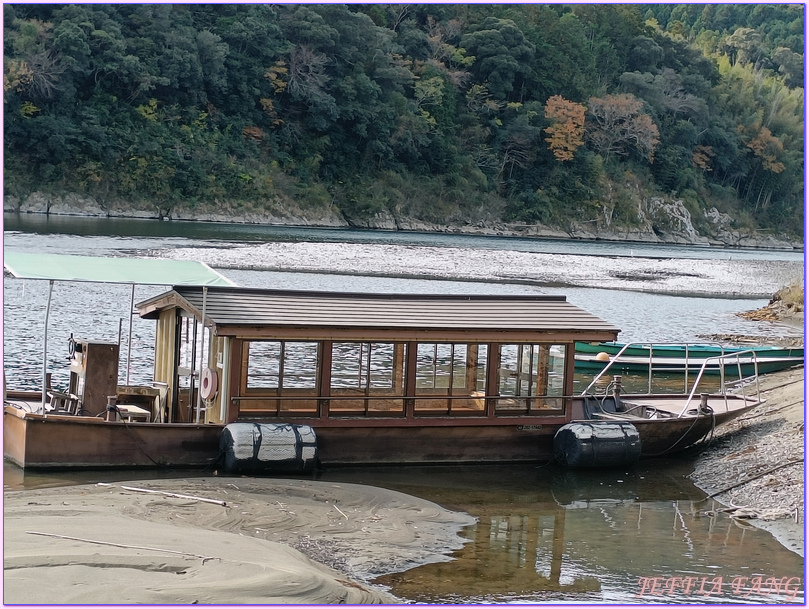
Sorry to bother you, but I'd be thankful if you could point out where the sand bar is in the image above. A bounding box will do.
[4,477,475,604]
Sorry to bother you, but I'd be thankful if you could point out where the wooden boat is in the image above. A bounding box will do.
[4,261,765,470]
[572,345,765,458]
[575,341,804,375]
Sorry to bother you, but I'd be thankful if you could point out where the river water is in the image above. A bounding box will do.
[2,213,805,603]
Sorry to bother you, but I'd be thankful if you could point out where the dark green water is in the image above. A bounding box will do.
[4,212,803,261]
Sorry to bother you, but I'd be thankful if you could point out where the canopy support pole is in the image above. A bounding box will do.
[126,283,135,385]
[195,287,208,423]
[41,279,54,414]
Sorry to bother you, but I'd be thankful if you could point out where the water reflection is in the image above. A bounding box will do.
[322,464,804,604]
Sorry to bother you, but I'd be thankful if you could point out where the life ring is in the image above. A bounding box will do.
[200,367,219,401]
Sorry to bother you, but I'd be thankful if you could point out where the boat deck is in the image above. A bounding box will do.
[4,397,43,414]
[580,392,760,422]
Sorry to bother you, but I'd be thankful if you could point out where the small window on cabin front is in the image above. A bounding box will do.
[245,341,319,390]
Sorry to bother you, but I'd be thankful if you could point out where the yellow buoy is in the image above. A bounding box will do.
[595,352,610,362]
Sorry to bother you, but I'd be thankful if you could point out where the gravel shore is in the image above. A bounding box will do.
[162,240,804,298]
[689,365,805,557]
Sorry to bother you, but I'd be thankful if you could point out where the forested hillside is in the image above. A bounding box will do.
[3,4,804,239]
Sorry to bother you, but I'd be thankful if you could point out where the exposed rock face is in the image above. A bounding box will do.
[170,203,345,227]
[4,191,803,250]
[702,206,798,249]
[643,197,708,244]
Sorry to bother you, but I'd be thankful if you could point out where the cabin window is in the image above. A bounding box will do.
[495,344,566,414]
[330,342,405,415]
[245,341,282,389]
[414,343,488,414]
[242,340,319,415]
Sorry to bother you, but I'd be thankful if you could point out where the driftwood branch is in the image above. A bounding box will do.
[332,504,348,520]
[119,485,227,506]
[25,531,218,563]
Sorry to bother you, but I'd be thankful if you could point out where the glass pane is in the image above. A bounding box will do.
[369,343,401,390]
[330,343,405,413]
[547,344,566,396]
[498,344,519,396]
[450,344,488,390]
[519,344,535,396]
[416,343,454,390]
[331,342,367,389]
[415,343,488,415]
[281,342,319,389]
[246,341,281,389]
[497,343,567,405]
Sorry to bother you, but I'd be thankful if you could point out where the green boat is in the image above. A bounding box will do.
[575,342,804,375]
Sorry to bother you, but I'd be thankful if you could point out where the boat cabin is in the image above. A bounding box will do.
[136,287,620,432]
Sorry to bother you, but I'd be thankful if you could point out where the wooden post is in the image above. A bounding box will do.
[228,339,244,423]
[393,343,405,394]
[319,341,332,420]
[465,344,478,391]
[485,343,500,418]
[535,344,550,401]
[404,342,417,419]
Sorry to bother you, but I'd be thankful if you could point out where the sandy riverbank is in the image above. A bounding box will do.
[4,478,474,604]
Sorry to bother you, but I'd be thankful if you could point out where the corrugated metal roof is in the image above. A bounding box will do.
[138,286,620,340]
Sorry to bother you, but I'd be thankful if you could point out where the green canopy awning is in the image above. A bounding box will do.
[3,251,236,286]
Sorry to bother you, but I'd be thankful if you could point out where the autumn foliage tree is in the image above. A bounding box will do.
[746,126,785,174]
[543,95,585,161]
[586,93,660,162]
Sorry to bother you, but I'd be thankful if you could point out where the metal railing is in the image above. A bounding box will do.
[579,342,763,418]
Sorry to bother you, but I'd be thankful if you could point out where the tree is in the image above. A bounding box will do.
[747,126,785,174]
[721,27,764,66]
[543,95,585,161]
[586,93,659,162]
[771,46,803,88]
[460,17,534,100]
[619,68,708,121]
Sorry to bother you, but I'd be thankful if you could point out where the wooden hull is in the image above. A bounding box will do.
[314,423,558,465]
[632,409,745,457]
[6,395,756,469]
[4,406,222,469]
